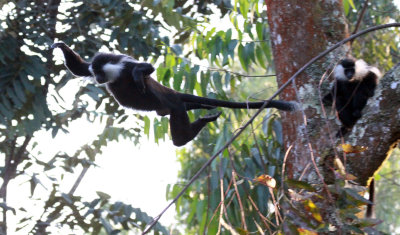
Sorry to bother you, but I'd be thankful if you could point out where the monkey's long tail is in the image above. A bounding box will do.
[179,93,299,111]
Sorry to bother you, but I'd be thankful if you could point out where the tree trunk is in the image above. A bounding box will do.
[265,0,348,181]
[265,0,400,230]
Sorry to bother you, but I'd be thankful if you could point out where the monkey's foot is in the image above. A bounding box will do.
[336,126,351,138]
[201,112,222,122]
[202,104,217,110]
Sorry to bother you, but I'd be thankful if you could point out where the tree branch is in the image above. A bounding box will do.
[346,63,400,185]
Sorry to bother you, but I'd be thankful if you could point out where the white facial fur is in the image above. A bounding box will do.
[88,64,94,76]
[333,63,346,81]
[102,62,124,83]
[334,59,381,81]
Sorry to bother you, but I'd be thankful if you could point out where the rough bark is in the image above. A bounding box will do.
[346,64,400,185]
[265,0,348,182]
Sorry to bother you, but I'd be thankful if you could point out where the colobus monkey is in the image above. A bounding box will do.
[323,58,381,136]
[51,42,298,146]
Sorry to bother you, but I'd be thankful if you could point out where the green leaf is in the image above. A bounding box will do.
[162,69,171,85]
[20,74,35,93]
[144,116,150,137]
[344,188,371,205]
[200,71,209,96]
[84,146,96,161]
[347,0,356,10]
[0,203,15,215]
[261,43,272,63]
[173,68,183,91]
[212,72,224,95]
[256,22,263,40]
[255,45,267,69]
[97,191,111,201]
[239,0,249,19]
[13,81,26,103]
[30,174,41,196]
[238,44,248,72]
[187,200,197,223]
[286,179,316,192]
[224,72,231,88]
[272,119,283,145]
[195,198,204,223]
[161,116,169,138]
[100,217,113,234]
[0,102,13,120]
[6,86,22,108]
[228,40,238,59]
[245,42,256,63]
[171,44,182,55]
[226,29,232,42]
[194,82,203,97]
[342,0,356,15]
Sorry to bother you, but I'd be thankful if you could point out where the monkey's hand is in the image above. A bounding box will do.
[201,112,222,122]
[51,42,67,49]
[136,76,147,94]
[132,63,155,94]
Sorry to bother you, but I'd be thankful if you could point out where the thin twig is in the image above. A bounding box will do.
[318,67,341,153]
[350,0,370,46]
[250,123,267,172]
[247,195,274,231]
[232,171,248,231]
[207,176,235,231]
[204,168,211,235]
[176,55,276,78]
[68,166,89,195]
[142,23,400,234]
[220,218,240,235]
[216,178,224,235]
[280,145,293,195]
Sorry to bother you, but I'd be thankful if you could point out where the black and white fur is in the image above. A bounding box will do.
[51,42,298,146]
[323,58,381,136]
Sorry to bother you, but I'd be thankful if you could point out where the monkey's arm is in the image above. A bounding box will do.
[51,42,92,77]
[132,62,155,93]
[322,92,333,106]
[363,72,378,97]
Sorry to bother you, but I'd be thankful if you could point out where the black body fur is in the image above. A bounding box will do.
[323,58,380,136]
[52,42,297,146]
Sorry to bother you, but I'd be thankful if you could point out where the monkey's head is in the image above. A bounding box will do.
[89,53,125,84]
[333,58,380,81]
[334,58,356,81]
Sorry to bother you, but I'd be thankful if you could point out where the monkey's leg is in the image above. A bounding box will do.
[351,93,368,119]
[322,92,333,106]
[184,102,216,111]
[169,108,221,146]
[337,108,355,137]
[132,63,155,93]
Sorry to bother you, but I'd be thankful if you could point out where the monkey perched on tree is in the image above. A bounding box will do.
[52,42,298,146]
[323,58,381,137]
